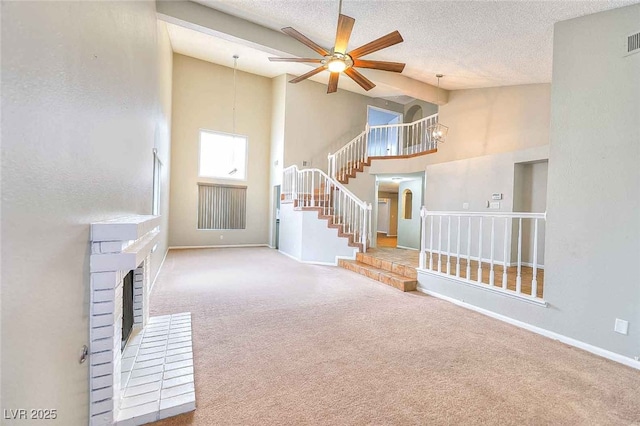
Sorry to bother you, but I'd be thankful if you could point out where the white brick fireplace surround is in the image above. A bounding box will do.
[89,216,195,425]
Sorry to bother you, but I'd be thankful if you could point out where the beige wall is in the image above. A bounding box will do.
[169,54,271,247]
[369,83,551,175]
[269,75,287,247]
[1,2,170,423]
[283,76,403,170]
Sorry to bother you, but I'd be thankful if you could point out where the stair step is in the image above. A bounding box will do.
[356,252,417,280]
[338,259,417,292]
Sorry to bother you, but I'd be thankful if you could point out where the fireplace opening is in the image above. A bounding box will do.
[121,269,134,351]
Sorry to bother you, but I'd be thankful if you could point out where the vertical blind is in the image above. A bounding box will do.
[197,183,247,230]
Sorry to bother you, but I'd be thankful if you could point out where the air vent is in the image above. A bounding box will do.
[625,31,640,56]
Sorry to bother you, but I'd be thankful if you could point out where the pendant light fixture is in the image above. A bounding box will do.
[427,74,449,145]
[229,55,239,176]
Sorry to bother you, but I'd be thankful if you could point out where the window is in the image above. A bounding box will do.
[199,130,247,180]
[402,189,413,219]
[152,149,162,216]
[197,183,247,230]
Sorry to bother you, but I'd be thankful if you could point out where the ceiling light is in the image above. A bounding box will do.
[327,58,347,73]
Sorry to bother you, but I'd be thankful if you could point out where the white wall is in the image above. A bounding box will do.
[545,3,640,359]
[278,203,357,264]
[169,54,271,247]
[420,4,640,363]
[1,2,170,423]
[512,160,548,265]
[424,146,549,264]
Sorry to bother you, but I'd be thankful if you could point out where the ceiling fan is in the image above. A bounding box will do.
[268,5,405,94]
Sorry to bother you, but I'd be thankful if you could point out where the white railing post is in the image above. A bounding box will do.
[477,217,483,283]
[429,215,434,270]
[437,216,443,272]
[532,218,539,297]
[516,218,523,294]
[446,216,451,275]
[456,216,461,277]
[489,217,495,286]
[466,216,472,279]
[502,218,509,289]
[419,207,427,269]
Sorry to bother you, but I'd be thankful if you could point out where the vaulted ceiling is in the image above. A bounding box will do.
[186,0,637,90]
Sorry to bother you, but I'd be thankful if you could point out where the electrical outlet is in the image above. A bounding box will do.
[220,235,224,240]
[462,202,469,210]
[614,318,629,335]
[489,201,500,209]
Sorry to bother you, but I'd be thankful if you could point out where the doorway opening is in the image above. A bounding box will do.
[367,105,403,157]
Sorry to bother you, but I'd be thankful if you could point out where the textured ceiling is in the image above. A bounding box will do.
[166,23,412,97]
[192,0,638,90]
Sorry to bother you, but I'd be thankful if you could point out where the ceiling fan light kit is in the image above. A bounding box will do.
[269,4,405,94]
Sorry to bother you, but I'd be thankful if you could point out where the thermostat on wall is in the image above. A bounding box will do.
[492,193,503,200]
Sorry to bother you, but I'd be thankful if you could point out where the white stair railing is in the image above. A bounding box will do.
[419,207,546,302]
[328,113,439,180]
[282,165,372,251]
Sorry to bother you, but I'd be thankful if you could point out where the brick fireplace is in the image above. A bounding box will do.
[89,216,195,425]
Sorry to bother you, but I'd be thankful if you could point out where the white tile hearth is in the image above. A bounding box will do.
[117,313,196,426]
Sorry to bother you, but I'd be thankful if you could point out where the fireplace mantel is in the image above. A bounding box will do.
[88,215,195,425]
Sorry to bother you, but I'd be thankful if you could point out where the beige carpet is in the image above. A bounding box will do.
[149,248,640,425]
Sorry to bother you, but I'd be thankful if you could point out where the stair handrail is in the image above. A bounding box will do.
[282,164,372,251]
[327,113,439,179]
[283,165,369,209]
[369,113,438,130]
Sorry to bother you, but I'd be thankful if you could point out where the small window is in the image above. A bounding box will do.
[152,150,162,216]
[199,130,247,180]
[402,189,413,219]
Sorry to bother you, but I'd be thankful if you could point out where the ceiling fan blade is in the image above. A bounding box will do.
[327,72,340,93]
[345,68,375,91]
[334,14,355,54]
[353,59,405,73]
[282,27,329,56]
[347,30,404,59]
[268,57,323,63]
[289,65,327,84]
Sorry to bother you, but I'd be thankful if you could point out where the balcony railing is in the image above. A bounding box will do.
[419,208,547,304]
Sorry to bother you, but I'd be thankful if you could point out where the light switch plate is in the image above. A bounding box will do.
[614,318,629,335]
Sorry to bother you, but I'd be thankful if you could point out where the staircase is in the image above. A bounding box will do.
[282,166,372,253]
[278,112,439,271]
[338,251,418,292]
[328,113,439,184]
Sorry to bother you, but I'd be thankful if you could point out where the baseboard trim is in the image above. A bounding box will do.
[396,245,419,251]
[149,248,169,295]
[168,244,270,250]
[416,286,640,371]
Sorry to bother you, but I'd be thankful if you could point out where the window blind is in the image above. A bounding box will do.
[197,183,247,230]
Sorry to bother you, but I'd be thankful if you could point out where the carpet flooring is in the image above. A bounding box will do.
[149,248,640,425]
